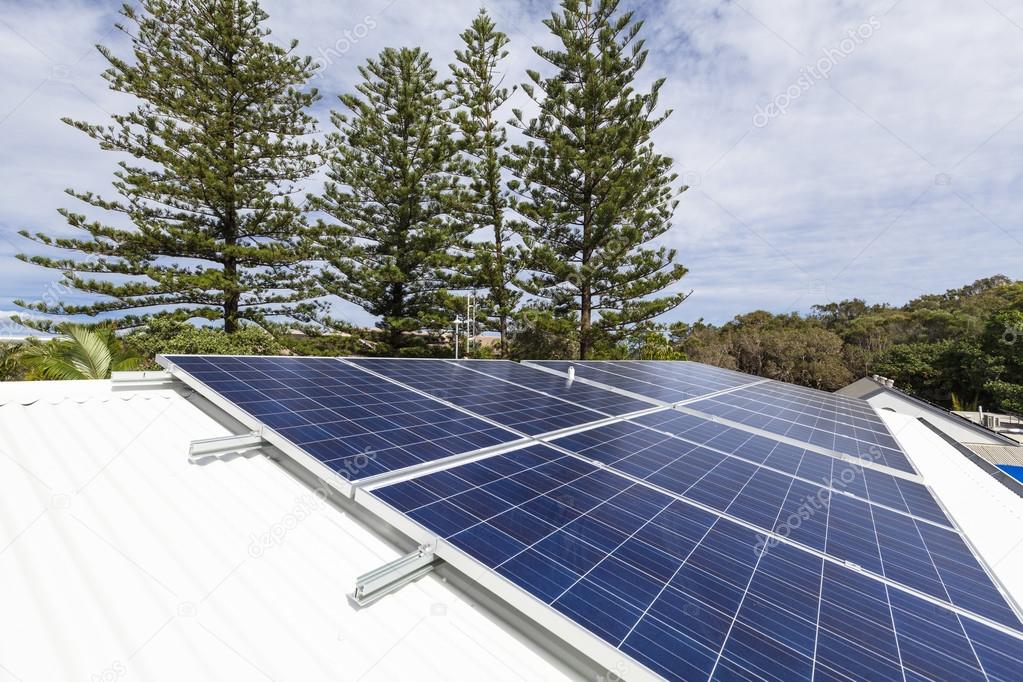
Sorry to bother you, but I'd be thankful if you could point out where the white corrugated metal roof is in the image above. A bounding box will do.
[879,411,1023,607]
[5,378,1023,682]
[841,377,1016,446]
[0,380,576,682]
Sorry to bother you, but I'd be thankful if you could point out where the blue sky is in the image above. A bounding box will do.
[0,0,1021,332]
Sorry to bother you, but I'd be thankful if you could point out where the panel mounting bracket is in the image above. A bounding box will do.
[111,370,178,391]
[188,432,266,463]
[351,544,438,607]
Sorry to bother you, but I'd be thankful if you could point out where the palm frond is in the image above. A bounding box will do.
[22,324,140,380]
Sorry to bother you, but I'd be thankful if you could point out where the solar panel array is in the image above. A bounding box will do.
[161,355,1023,681]
[370,440,1023,681]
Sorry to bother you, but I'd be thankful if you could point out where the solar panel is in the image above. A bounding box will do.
[548,420,1018,627]
[629,409,946,524]
[530,360,916,475]
[526,360,760,403]
[685,381,915,473]
[347,358,618,435]
[449,360,657,415]
[369,442,1023,681]
[159,355,522,480]
[157,354,1023,680]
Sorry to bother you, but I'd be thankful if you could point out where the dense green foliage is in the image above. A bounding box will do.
[0,344,28,381]
[507,0,688,359]
[310,47,467,352]
[125,318,281,363]
[16,0,322,331]
[673,276,1023,412]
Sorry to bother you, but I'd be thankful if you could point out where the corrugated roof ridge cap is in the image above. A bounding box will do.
[0,380,179,407]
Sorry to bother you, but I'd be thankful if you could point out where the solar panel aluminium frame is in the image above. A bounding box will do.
[156,354,534,495]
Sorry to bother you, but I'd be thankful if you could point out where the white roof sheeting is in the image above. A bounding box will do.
[840,377,1015,446]
[879,411,1023,608]
[4,377,1023,682]
[0,380,575,682]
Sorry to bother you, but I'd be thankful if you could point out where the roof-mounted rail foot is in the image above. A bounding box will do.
[188,432,266,463]
[351,545,437,607]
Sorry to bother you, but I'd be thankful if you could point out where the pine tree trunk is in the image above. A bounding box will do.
[580,284,591,360]
[224,245,239,333]
[224,47,239,334]
[500,314,508,358]
[493,194,507,357]
[389,281,404,350]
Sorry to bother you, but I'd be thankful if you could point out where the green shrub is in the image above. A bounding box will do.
[126,318,281,366]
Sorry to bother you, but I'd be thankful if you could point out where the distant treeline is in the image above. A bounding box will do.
[665,275,1023,413]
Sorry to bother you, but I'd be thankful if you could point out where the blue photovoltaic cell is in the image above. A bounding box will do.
[685,381,916,474]
[348,358,611,435]
[528,360,758,403]
[163,355,520,479]
[629,410,949,526]
[449,360,656,415]
[371,445,1023,681]
[550,420,1020,628]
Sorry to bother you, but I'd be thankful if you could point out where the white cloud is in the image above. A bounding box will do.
[0,0,1020,328]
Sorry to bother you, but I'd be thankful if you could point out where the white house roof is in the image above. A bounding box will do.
[4,376,1023,682]
[0,379,576,682]
[839,376,1019,446]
